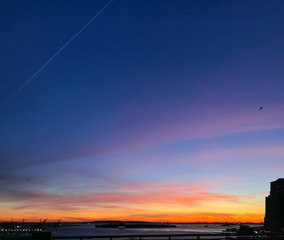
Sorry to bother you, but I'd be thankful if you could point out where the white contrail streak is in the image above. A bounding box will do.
[3,0,114,108]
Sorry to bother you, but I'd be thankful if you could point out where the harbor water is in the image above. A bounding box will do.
[46,223,232,237]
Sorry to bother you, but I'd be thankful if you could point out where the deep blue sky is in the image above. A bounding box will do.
[1,0,284,222]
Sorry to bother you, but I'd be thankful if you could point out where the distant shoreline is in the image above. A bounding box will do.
[0,220,264,224]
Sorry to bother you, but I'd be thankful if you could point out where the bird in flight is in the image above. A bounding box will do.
[260,106,263,110]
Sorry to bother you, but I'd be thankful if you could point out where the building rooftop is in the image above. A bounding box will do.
[271,179,284,190]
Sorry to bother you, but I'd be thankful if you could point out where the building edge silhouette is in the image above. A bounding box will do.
[264,178,284,232]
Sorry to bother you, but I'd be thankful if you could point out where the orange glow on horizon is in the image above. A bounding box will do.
[0,180,265,224]
[0,209,265,223]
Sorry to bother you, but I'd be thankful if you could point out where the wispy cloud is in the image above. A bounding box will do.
[2,105,283,172]
[116,105,284,152]
[0,180,251,212]
[0,177,265,222]
[176,145,284,170]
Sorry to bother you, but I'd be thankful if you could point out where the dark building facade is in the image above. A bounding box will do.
[264,178,284,232]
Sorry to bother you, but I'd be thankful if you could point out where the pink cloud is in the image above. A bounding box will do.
[177,145,284,168]
[125,106,284,150]
[19,105,284,169]
[1,179,264,222]
[87,104,284,157]
[4,180,245,212]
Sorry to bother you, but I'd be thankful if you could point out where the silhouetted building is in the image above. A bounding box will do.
[264,178,284,232]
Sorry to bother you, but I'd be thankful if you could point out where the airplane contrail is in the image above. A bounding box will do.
[3,0,114,108]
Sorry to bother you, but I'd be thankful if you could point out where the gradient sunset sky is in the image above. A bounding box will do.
[1,0,284,223]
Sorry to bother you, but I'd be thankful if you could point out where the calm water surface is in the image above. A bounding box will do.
[46,224,230,237]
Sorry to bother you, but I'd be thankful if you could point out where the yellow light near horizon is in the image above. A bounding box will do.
[0,198,265,223]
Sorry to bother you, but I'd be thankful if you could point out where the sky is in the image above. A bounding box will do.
[0,0,284,223]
